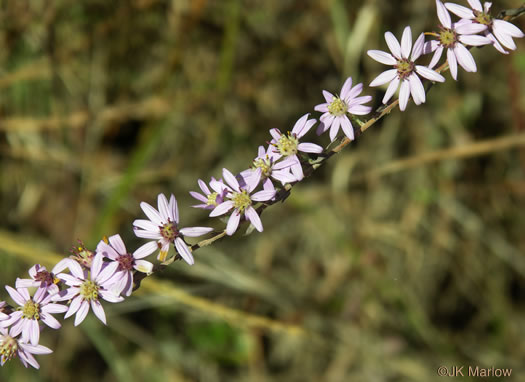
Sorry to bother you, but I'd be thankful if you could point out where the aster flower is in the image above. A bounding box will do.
[15,260,70,293]
[53,254,123,326]
[240,145,297,189]
[96,234,157,297]
[424,0,492,80]
[0,326,52,369]
[269,114,323,181]
[445,0,524,54]
[368,26,446,111]
[314,77,372,142]
[1,286,67,345]
[210,168,276,236]
[133,193,213,265]
[190,177,228,210]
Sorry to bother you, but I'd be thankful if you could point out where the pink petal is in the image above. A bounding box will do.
[400,26,412,59]
[447,48,458,80]
[454,44,476,72]
[222,168,240,191]
[174,237,194,265]
[157,193,170,222]
[298,142,323,153]
[198,179,210,195]
[398,79,410,111]
[134,260,154,274]
[133,241,158,259]
[6,286,27,306]
[75,301,89,326]
[245,207,263,232]
[383,77,400,104]
[455,22,487,35]
[367,50,397,65]
[493,19,524,38]
[41,312,61,330]
[340,77,353,99]
[415,65,446,82]
[108,234,126,255]
[408,74,425,105]
[329,117,340,142]
[384,31,402,59]
[411,33,425,61]
[436,0,452,29]
[209,200,234,217]
[90,300,107,325]
[140,202,163,225]
[65,296,83,319]
[251,189,276,202]
[180,226,214,237]
[322,90,334,103]
[97,240,120,260]
[169,194,179,223]
[445,3,474,18]
[225,211,241,236]
[340,117,355,141]
[369,69,398,87]
[467,0,482,11]
[458,34,491,46]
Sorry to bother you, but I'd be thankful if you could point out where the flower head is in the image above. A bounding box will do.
[314,77,372,141]
[133,193,213,265]
[424,1,492,80]
[1,286,67,345]
[53,255,123,326]
[240,145,297,189]
[368,26,446,111]
[210,168,276,236]
[0,326,52,369]
[15,261,70,293]
[96,234,156,296]
[445,0,524,54]
[269,114,323,180]
[190,177,228,210]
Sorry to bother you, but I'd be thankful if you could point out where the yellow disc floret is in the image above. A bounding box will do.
[0,335,18,363]
[253,157,272,177]
[328,98,348,117]
[275,133,299,157]
[80,280,99,301]
[22,300,40,321]
[206,192,219,206]
[232,190,252,213]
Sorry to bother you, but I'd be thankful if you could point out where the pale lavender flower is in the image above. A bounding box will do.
[96,234,156,297]
[190,177,228,210]
[0,326,52,369]
[445,0,524,54]
[240,145,297,188]
[424,0,492,80]
[314,77,372,141]
[133,193,213,265]
[15,260,70,293]
[269,114,323,180]
[368,26,446,111]
[210,168,276,236]
[1,286,67,345]
[53,254,123,326]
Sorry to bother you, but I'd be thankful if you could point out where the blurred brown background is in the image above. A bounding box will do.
[0,0,524,381]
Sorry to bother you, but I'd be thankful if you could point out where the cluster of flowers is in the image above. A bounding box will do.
[1,0,523,369]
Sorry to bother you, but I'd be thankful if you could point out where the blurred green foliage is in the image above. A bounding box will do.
[0,0,525,381]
